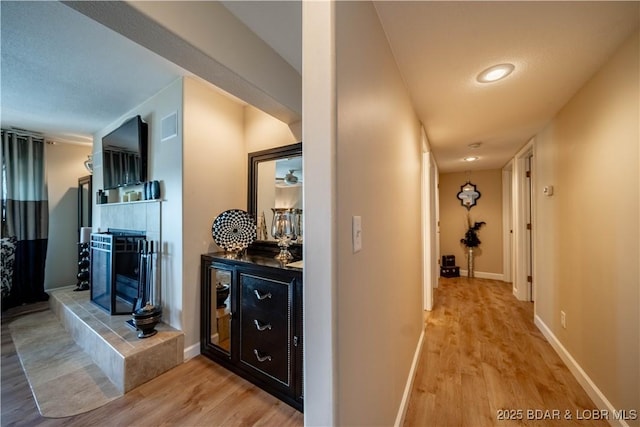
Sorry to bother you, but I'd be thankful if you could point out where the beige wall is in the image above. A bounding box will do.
[45,143,92,289]
[182,77,246,349]
[336,2,424,425]
[245,105,297,153]
[535,31,639,418]
[439,170,503,276]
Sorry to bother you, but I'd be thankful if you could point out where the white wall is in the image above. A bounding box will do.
[44,142,92,289]
[534,31,639,420]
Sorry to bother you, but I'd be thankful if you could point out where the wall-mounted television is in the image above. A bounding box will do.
[102,115,148,190]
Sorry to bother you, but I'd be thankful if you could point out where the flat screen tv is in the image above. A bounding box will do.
[102,115,148,190]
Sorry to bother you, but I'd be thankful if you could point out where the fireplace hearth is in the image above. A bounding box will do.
[90,229,147,315]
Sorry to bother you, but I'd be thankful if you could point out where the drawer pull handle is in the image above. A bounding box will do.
[253,349,272,363]
[254,319,272,331]
[254,290,272,300]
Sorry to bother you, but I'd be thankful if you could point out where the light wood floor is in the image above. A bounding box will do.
[403,276,608,427]
[1,314,303,426]
[3,278,606,426]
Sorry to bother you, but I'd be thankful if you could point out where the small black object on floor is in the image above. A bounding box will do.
[440,255,460,277]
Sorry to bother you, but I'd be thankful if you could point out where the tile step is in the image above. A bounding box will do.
[49,286,184,393]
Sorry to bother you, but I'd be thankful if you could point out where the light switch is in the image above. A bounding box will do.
[543,185,554,196]
[352,216,362,253]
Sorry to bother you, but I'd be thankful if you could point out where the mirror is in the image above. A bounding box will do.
[78,175,92,233]
[457,181,481,210]
[248,143,303,243]
[210,266,232,354]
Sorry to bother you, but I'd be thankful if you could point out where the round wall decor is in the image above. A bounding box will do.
[211,209,256,252]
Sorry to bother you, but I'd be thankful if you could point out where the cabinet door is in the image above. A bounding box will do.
[201,263,234,357]
[239,272,293,386]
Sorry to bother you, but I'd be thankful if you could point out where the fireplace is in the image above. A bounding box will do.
[90,229,146,315]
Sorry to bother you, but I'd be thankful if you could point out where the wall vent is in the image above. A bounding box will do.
[161,112,178,141]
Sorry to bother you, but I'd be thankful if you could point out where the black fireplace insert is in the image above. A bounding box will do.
[90,229,146,315]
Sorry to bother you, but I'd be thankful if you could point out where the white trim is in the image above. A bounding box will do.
[183,342,200,361]
[534,315,631,427]
[394,328,425,427]
[302,2,338,425]
[458,270,505,281]
[422,148,437,311]
[422,151,431,311]
[512,139,534,301]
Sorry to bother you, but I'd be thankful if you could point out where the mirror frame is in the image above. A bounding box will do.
[247,142,302,217]
[457,181,481,210]
[247,142,303,252]
[78,175,92,235]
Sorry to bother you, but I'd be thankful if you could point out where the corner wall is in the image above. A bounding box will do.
[93,77,184,332]
[336,2,424,424]
[182,77,246,349]
[45,142,92,289]
[535,30,639,419]
[439,170,503,278]
[245,105,297,153]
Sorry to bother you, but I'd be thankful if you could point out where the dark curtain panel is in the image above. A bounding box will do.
[1,130,49,307]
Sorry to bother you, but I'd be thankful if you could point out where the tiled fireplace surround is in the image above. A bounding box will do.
[49,200,184,393]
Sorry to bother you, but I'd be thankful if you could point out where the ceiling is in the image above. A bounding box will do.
[374,1,639,172]
[1,1,638,172]
[0,1,189,145]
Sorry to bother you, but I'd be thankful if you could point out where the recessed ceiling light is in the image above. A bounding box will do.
[468,142,482,149]
[477,63,515,83]
[464,156,479,162]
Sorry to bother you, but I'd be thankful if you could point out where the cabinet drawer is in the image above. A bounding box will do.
[240,326,289,385]
[240,273,291,315]
[239,273,292,384]
[241,310,288,345]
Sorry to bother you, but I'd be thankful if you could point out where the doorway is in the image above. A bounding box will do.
[422,151,439,311]
[511,139,535,302]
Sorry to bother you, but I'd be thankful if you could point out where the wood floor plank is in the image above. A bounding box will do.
[403,277,609,427]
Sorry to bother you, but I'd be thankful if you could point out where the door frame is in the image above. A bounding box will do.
[512,139,535,301]
[422,151,439,311]
[502,163,513,284]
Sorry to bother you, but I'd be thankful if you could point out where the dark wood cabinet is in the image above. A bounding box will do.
[201,253,303,411]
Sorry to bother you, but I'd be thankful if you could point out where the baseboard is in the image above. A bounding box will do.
[183,342,200,361]
[534,315,632,427]
[458,270,504,281]
[394,327,425,427]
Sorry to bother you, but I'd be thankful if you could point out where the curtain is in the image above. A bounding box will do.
[1,130,49,307]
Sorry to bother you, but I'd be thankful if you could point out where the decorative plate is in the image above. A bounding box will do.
[211,209,256,252]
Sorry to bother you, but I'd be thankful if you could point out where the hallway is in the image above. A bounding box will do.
[404,277,607,427]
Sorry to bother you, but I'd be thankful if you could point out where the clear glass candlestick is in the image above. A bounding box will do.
[271,208,297,261]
